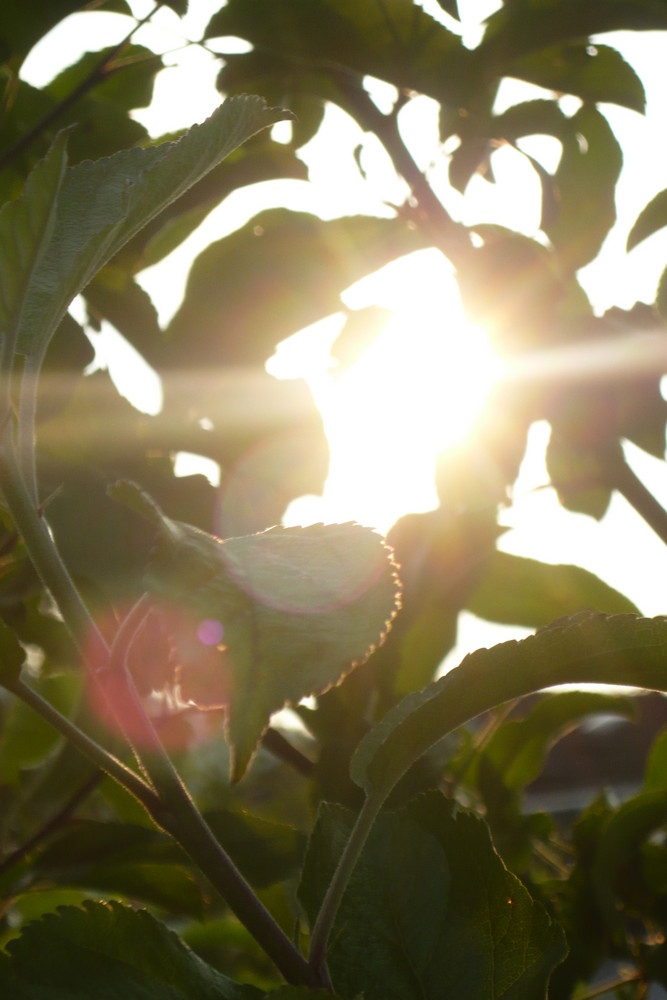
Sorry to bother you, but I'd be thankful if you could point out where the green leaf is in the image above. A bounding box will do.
[508,43,645,113]
[206,0,473,110]
[0,674,80,786]
[627,187,667,251]
[0,131,68,362]
[467,551,638,628]
[544,105,622,272]
[298,794,566,999]
[0,619,26,688]
[204,810,306,888]
[0,1,131,66]
[163,209,423,370]
[480,0,667,66]
[110,482,401,781]
[0,900,261,999]
[0,821,206,917]
[15,96,294,359]
[350,613,667,802]
[478,691,636,793]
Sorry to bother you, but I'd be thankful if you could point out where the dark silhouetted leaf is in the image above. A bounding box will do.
[206,0,473,110]
[544,106,622,272]
[480,1,667,66]
[0,821,206,917]
[164,210,423,370]
[0,900,261,998]
[627,187,667,251]
[508,43,645,113]
[298,793,566,999]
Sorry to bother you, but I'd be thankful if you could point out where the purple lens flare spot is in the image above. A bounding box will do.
[197,619,224,646]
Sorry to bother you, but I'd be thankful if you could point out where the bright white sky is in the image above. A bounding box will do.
[21,0,667,669]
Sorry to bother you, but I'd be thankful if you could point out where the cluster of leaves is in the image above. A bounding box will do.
[0,1,666,997]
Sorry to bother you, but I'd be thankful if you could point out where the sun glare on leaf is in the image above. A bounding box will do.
[280,251,503,533]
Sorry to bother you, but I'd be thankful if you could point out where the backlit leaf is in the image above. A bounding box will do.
[15,96,293,359]
[110,482,401,781]
[351,613,667,802]
[0,131,68,361]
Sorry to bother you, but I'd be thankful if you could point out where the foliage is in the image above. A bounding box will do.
[0,1,665,997]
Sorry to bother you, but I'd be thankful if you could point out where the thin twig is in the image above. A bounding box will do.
[609,452,667,548]
[0,771,104,878]
[0,2,162,175]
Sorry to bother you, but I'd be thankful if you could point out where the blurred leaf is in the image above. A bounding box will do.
[0,821,206,917]
[480,691,636,793]
[544,106,622,272]
[0,900,262,999]
[627,187,667,251]
[115,138,309,281]
[0,131,68,360]
[164,210,423,370]
[467,551,638,627]
[205,810,306,887]
[0,619,25,689]
[111,482,401,780]
[206,0,474,109]
[38,313,95,421]
[298,793,566,999]
[0,2,131,66]
[351,613,667,802]
[508,43,645,113]
[545,431,620,520]
[48,44,161,113]
[0,674,80,787]
[458,230,564,353]
[216,52,328,150]
[480,0,667,66]
[16,96,294,360]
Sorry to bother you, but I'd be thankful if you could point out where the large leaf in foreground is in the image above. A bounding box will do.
[298,794,566,999]
[0,132,68,360]
[351,613,667,802]
[16,96,292,358]
[0,900,260,999]
[110,482,400,781]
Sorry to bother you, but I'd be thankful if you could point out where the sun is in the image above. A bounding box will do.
[279,249,504,533]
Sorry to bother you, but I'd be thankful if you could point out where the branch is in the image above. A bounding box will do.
[0,3,162,174]
[609,450,667,548]
[337,79,471,266]
[0,771,104,879]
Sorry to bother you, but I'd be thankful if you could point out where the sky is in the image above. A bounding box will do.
[20,0,667,667]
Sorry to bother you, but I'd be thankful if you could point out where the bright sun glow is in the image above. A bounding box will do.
[272,250,503,533]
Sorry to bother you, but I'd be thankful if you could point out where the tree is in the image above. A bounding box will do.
[0,1,666,996]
